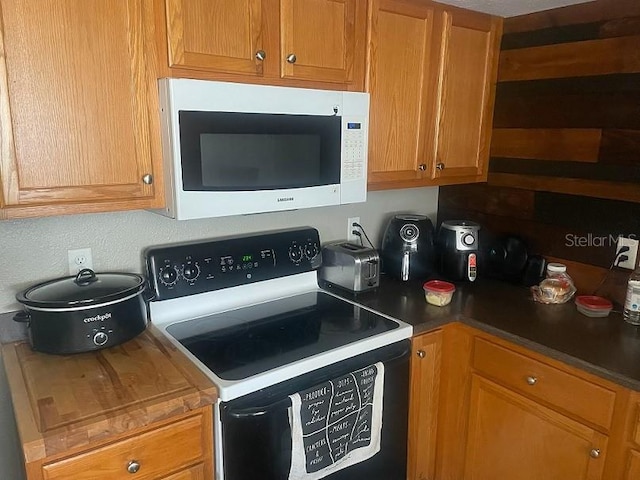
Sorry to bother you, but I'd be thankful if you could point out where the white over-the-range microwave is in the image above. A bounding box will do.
[155,78,370,220]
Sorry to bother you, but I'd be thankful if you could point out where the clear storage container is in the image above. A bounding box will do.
[532,263,577,304]
[423,280,456,306]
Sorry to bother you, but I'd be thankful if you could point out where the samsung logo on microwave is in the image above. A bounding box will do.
[277,197,295,203]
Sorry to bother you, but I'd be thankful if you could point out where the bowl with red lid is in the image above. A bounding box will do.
[575,295,612,318]
[423,280,456,307]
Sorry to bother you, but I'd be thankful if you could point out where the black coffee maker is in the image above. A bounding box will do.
[380,214,435,281]
[436,220,480,282]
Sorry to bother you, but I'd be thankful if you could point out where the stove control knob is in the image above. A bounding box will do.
[93,331,109,346]
[182,262,200,281]
[304,241,319,260]
[159,266,178,286]
[289,243,303,264]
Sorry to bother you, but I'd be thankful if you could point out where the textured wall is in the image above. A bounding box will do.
[0,187,438,313]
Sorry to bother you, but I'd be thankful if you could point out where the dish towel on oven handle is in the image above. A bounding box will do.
[287,362,384,480]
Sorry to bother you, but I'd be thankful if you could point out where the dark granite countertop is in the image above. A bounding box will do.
[321,275,640,392]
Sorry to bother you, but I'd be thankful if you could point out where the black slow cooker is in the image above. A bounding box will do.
[14,269,150,354]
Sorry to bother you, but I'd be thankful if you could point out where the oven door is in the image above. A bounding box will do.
[219,340,410,480]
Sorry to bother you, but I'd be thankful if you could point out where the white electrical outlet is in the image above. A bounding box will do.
[616,236,639,270]
[68,248,93,275]
[347,217,360,243]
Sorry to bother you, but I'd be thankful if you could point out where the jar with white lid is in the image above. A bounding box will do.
[532,262,577,304]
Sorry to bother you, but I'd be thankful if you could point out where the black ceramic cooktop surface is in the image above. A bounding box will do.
[166,291,398,381]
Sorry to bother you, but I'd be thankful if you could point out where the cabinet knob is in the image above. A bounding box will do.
[142,174,153,185]
[418,164,427,171]
[286,53,297,64]
[417,350,426,358]
[526,376,537,385]
[127,460,141,473]
[436,162,445,171]
[590,448,601,459]
[255,50,266,61]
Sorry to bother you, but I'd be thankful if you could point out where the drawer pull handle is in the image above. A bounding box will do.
[590,448,601,459]
[127,460,141,474]
[526,376,537,385]
[417,350,426,358]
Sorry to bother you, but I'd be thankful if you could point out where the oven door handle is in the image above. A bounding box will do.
[227,397,292,418]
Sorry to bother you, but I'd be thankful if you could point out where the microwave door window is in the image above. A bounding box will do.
[200,134,321,190]
[179,111,341,191]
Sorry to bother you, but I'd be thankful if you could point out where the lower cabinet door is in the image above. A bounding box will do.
[407,330,442,480]
[464,375,608,480]
[624,450,640,480]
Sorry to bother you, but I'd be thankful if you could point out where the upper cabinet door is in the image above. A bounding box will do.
[428,9,502,181]
[366,0,437,188]
[0,0,161,213]
[163,0,268,76]
[280,0,366,87]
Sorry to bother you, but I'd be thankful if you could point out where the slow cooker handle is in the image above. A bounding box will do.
[74,268,98,286]
[13,310,30,324]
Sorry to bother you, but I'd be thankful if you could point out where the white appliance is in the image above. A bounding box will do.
[156,79,370,220]
[145,227,413,480]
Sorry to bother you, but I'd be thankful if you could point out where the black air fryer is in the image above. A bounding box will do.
[436,220,480,282]
[380,214,435,281]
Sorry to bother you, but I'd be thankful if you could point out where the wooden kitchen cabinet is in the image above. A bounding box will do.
[366,0,502,190]
[407,329,442,480]
[39,411,212,480]
[463,336,617,480]
[0,0,164,219]
[609,392,640,480]
[3,327,217,480]
[156,0,366,90]
[431,324,633,480]
[464,375,608,480]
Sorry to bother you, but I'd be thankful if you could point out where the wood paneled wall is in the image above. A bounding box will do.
[438,0,640,297]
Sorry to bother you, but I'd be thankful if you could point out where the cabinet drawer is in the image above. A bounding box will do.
[42,414,207,480]
[472,338,616,430]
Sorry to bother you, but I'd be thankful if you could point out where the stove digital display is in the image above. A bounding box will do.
[242,254,253,262]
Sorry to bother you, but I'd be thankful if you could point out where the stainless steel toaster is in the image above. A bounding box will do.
[319,242,380,292]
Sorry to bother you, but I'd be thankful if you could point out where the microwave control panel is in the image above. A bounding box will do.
[342,118,366,181]
[145,227,322,301]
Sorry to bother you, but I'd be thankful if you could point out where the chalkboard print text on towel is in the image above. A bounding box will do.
[288,362,384,480]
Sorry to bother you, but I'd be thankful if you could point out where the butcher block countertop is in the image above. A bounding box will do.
[1,324,217,464]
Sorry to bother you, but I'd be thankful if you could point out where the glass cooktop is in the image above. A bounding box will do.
[166,291,398,381]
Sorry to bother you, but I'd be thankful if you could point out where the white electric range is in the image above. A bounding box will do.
[145,227,413,480]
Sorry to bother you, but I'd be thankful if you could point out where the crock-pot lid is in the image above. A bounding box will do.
[18,269,146,308]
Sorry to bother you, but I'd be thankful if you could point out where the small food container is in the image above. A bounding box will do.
[575,295,613,318]
[423,280,456,307]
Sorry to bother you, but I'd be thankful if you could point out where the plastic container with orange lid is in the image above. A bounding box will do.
[423,280,456,306]
[575,295,613,318]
